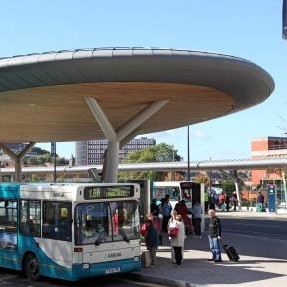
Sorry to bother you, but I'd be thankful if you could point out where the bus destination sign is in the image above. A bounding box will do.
[83,186,134,200]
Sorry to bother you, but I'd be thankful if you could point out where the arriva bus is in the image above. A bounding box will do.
[152,181,204,213]
[0,183,141,281]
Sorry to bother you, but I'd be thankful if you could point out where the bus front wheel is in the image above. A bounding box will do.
[23,253,41,281]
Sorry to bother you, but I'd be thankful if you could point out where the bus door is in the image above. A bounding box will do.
[180,182,202,213]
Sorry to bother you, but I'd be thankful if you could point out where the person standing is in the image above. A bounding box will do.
[150,199,160,217]
[150,199,162,243]
[256,191,265,212]
[191,200,203,238]
[209,191,217,210]
[161,195,172,232]
[225,192,230,212]
[175,199,191,235]
[218,192,225,209]
[168,209,178,263]
[170,214,186,268]
[208,209,222,263]
[144,218,159,267]
[232,191,238,211]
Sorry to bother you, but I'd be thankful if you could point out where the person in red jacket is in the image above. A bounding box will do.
[175,200,192,235]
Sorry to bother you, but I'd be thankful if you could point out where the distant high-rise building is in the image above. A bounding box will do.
[251,137,287,185]
[76,137,156,166]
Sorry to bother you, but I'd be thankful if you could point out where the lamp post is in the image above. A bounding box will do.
[187,125,190,181]
[51,142,57,183]
[172,146,175,181]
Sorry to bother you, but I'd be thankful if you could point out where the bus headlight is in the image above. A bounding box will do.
[83,263,90,270]
[133,256,140,262]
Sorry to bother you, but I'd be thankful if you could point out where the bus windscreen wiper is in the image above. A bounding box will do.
[119,228,130,242]
[95,230,105,246]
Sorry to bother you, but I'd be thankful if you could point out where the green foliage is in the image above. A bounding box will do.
[26,153,69,166]
[29,174,40,182]
[221,180,236,194]
[118,143,182,181]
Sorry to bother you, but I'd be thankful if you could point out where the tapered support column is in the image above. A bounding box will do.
[15,157,22,182]
[106,141,120,183]
[0,142,35,182]
[85,97,168,183]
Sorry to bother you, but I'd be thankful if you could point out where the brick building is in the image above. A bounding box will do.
[251,137,287,185]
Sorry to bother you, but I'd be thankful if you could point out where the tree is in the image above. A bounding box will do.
[194,173,209,185]
[221,180,236,194]
[118,143,182,181]
[27,174,40,182]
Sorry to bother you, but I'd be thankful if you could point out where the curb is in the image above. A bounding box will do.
[128,272,199,287]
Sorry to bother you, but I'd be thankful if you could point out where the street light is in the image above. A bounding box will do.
[51,142,57,183]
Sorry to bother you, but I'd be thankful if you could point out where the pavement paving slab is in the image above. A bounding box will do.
[130,211,287,287]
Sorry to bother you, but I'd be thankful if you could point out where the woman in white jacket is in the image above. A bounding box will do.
[170,214,186,267]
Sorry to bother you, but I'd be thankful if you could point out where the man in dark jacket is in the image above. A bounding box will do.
[208,209,222,262]
[257,192,265,212]
[145,219,159,267]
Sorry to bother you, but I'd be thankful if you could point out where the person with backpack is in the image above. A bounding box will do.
[144,218,159,267]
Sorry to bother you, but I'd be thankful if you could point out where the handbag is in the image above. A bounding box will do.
[140,223,148,236]
[168,226,179,238]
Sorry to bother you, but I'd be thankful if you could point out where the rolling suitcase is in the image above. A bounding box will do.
[223,244,240,262]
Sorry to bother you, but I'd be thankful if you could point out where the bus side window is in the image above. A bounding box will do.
[42,201,72,242]
[172,188,180,200]
[19,200,41,237]
[0,200,17,232]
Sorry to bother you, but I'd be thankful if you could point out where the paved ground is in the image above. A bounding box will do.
[131,210,287,287]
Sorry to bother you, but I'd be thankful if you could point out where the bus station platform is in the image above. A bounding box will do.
[130,211,287,287]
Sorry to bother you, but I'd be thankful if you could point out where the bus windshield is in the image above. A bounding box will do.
[74,200,139,245]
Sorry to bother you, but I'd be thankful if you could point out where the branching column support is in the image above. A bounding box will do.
[0,142,36,182]
[85,97,168,183]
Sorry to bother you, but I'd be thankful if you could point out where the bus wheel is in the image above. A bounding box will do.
[24,253,41,281]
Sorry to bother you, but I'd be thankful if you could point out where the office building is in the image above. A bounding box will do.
[76,137,156,165]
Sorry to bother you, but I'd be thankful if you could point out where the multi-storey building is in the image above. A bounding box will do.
[76,137,156,165]
[251,137,287,185]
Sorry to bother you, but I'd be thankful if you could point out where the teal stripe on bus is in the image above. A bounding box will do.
[0,183,20,198]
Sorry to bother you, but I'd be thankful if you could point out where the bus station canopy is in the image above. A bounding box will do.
[0,47,274,143]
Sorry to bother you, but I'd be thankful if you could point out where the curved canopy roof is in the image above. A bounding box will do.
[0,47,274,143]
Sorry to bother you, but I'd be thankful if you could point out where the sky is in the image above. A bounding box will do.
[1,1,286,161]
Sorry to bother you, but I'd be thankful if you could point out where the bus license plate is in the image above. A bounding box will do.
[105,267,121,274]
